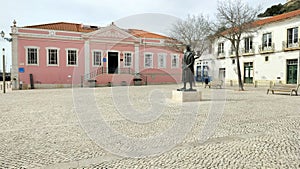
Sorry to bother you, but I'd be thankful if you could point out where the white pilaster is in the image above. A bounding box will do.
[297,51,300,85]
[134,44,139,73]
[11,30,18,89]
[84,40,90,77]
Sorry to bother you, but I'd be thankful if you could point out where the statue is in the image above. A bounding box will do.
[177,45,196,91]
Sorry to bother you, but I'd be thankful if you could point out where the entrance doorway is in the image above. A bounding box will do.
[244,62,253,83]
[108,52,119,74]
[287,59,298,84]
[219,68,226,81]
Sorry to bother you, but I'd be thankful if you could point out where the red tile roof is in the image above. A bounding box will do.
[255,9,300,26]
[127,29,169,39]
[220,9,300,36]
[24,22,169,39]
[24,22,97,33]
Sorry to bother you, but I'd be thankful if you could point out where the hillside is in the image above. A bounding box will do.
[258,0,300,17]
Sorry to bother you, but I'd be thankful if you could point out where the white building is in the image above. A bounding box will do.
[202,9,300,86]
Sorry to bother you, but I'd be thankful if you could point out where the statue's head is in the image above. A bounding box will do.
[186,45,191,51]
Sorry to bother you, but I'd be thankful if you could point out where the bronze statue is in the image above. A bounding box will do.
[177,45,196,91]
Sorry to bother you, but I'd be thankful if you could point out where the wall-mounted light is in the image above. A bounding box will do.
[1,31,12,42]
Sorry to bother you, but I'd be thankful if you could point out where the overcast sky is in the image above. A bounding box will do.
[0,0,286,71]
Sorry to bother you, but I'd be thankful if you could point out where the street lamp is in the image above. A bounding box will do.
[1,31,12,42]
[2,48,5,93]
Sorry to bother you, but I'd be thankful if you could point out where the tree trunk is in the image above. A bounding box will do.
[236,48,244,91]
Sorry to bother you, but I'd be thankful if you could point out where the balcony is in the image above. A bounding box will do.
[282,39,300,51]
[259,43,275,54]
[242,48,255,56]
[217,52,225,59]
[229,50,236,58]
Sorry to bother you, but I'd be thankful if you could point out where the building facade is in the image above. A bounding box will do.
[203,9,300,86]
[9,22,182,89]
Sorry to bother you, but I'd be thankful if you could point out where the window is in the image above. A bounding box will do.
[262,33,272,48]
[26,47,39,65]
[158,53,166,68]
[218,42,224,55]
[144,53,153,68]
[171,54,179,68]
[244,37,253,53]
[124,52,132,67]
[93,51,102,66]
[287,27,298,47]
[47,48,59,66]
[66,49,78,66]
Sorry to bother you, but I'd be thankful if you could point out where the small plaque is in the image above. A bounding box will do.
[19,67,25,73]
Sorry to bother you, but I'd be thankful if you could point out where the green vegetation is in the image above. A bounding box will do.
[258,0,300,17]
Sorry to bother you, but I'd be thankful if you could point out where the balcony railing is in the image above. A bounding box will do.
[259,43,275,54]
[217,52,225,59]
[282,39,300,51]
[83,67,135,80]
[229,50,236,58]
[242,47,255,56]
[229,49,247,58]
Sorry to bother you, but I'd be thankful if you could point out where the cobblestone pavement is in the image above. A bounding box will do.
[0,84,299,169]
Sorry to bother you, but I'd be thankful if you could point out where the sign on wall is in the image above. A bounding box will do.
[19,67,25,73]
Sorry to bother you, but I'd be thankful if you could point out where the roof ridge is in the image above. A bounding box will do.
[24,21,80,28]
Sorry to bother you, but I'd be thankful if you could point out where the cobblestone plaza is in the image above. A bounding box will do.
[0,84,299,168]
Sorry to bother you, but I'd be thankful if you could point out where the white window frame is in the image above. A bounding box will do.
[287,27,298,47]
[262,33,272,48]
[171,54,179,68]
[244,37,253,53]
[46,47,60,66]
[144,53,153,68]
[92,50,102,67]
[124,52,133,67]
[218,42,224,55]
[66,48,78,66]
[158,53,167,68]
[25,46,40,66]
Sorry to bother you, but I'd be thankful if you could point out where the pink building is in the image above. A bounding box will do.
[9,22,183,89]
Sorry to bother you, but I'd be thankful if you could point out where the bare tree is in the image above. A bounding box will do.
[213,0,261,91]
[168,14,212,56]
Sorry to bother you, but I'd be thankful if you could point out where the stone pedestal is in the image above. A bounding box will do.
[172,90,202,102]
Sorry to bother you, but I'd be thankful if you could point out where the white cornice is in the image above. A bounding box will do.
[17,27,83,35]
[18,34,83,41]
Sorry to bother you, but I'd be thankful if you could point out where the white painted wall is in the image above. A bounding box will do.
[205,15,300,86]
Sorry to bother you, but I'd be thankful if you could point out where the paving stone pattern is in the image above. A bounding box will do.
[0,85,299,168]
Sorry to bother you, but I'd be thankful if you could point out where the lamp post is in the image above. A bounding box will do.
[1,20,16,90]
[1,31,12,42]
[1,29,13,91]
[2,48,5,93]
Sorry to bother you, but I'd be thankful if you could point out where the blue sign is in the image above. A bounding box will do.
[103,58,107,62]
[19,67,25,73]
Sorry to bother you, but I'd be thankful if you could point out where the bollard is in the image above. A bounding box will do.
[269,81,273,88]
[254,81,258,88]
[230,80,233,86]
